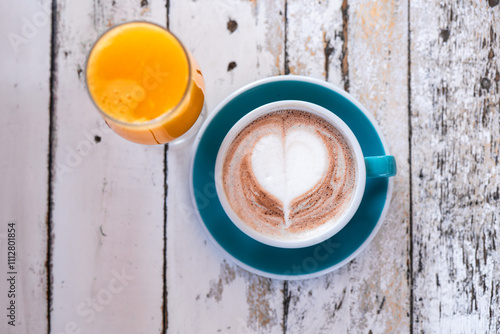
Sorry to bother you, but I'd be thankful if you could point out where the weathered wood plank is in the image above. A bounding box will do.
[285,0,345,83]
[51,1,166,333]
[285,0,410,332]
[411,0,500,332]
[347,1,410,330]
[0,0,51,332]
[166,0,285,333]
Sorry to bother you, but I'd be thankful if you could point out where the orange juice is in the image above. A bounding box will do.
[86,22,205,144]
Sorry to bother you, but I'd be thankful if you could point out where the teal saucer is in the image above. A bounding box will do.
[189,76,393,280]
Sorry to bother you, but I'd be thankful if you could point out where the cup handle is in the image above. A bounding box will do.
[365,156,397,178]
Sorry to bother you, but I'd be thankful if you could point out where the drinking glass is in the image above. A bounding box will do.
[86,21,205,145]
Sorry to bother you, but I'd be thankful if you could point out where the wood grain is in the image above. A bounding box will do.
[0,0,51,332]
[166,0,285,333]
[410,0,500,332]
[50,1,166,333]
[285,0,410,332]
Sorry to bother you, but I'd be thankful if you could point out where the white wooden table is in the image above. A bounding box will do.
[1,0,499,333]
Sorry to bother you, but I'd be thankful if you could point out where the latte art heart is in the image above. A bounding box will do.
[222,109,356,241]
[251,129,328,227]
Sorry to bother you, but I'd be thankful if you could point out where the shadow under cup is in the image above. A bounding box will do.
[85,21,205,145]
[214,100,395,249]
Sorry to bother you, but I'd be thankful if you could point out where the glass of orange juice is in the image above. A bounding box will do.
[85,21,205,145]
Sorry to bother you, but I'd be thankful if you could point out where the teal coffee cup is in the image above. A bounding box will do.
[214,100,396,249]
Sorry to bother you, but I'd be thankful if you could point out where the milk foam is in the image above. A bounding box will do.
[251,128,328,227]
[222,109,356,241]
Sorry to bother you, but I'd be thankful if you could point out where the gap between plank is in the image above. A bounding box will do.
[166,0,170,30]
[46,0,59,332]
[282,281,291,334]
[341,0,349,92]
[407,0,414,332]
[283,0,289,75]
[162,4,170,334]
[162,144,169,333]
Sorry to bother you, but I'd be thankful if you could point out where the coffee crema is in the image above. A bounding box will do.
[221,109,357,241]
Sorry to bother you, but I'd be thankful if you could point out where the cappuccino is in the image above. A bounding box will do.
[221,109,357,241]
